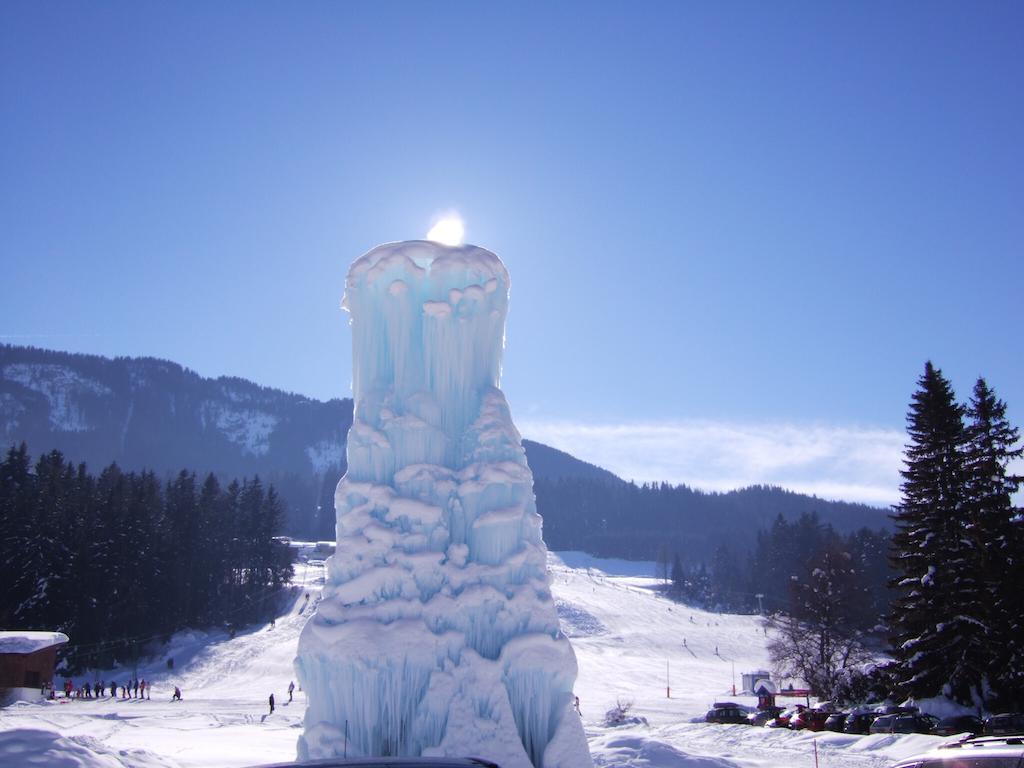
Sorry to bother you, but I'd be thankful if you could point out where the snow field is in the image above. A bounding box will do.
[0,555,951,768]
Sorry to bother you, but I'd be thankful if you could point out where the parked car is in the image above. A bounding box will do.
[871,715,899,734]
[766,706,804,729]
[845,712,879,734]
[705,703,750,725]
[887,736,1024,767]
[876,705,913,716]
[823,713,849,732]
[932,715,984,737]
[986,714,1024,737]
[891,714,939,734]
[869,713,937,735]
[747,707,784,728]
[791,710,830,732]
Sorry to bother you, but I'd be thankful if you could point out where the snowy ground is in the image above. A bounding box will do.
[0,553,949,768]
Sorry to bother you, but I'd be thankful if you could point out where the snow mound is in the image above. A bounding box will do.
[591,733,741,768]
[0,728,178,768]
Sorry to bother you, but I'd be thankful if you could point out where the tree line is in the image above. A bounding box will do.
[0,444,294,671]
[663,512,891,623]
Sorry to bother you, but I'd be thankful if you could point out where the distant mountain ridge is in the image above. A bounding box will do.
[0,345,888,549]
[0,345,621,536]
[0,345,352,479]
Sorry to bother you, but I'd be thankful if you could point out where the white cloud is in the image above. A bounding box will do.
[518,419,907,507]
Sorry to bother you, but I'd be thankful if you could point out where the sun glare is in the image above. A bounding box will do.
[426,216,465,246]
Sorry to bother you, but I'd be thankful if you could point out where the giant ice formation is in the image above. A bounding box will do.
[295,241,591,768]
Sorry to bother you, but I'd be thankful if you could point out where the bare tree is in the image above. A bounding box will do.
[767,542,874,700]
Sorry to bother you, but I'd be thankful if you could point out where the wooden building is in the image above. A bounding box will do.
[0,631,69,691]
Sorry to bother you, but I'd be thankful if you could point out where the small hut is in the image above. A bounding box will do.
[0,631,69,695]
[755,679,778,709]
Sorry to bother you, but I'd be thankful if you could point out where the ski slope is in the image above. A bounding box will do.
[0,553,948,768]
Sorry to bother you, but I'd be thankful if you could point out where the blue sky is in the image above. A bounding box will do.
[2,2,1022,505]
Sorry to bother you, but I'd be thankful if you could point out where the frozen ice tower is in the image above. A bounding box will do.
[295,241,591,768]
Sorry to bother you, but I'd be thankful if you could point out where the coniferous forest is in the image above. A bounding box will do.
[0,445,294,671]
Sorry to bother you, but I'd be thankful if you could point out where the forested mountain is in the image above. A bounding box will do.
[0,345,351,536]
[1,345,889,552]
[536,477,890,563]
[0,345,619,537]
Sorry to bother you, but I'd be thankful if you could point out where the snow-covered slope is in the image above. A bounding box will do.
[0,554,948,768]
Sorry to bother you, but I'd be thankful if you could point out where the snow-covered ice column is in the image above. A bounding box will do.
[295,241,591,768]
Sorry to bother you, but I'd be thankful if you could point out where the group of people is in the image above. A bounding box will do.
[48,676,299,714]
[46,678,152,700]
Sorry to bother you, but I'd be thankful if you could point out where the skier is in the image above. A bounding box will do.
[85,682,92,698]
[133,679,139,699]
[172,686,182,701]
[288,681,295,702]
[574,695,581,716]
[269,693,275,715]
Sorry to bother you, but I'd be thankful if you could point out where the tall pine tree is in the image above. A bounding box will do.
[890,362,983,704]
[963,378,1024,707]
